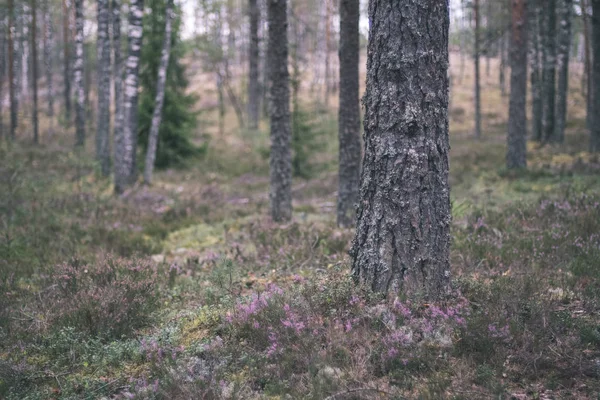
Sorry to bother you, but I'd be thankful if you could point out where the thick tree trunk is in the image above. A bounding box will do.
[8,0,17,140]
[541,0,557,143]
[31,0,39,144]
[507,0,528,169]
[337,0,361,228]
[247,0,261,130]
[73,0,85,147]
[112,0,123,167]
[62,0,71,123]
[42,0,54,135]
[529,0,543,141]
[267,0,292,222]
[591,0,600,151]
[114,0,144,193]
[143,0,174,185]
[350,0,451,298]
[474,0,482,138]
[554,0,571,143]
[96,0,111,175]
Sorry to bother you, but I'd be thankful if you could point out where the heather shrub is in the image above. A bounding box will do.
[49,257,159,338]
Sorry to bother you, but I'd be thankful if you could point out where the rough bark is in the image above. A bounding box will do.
[337,0,361,228]
[507,0,528,169]
[96,0,111,175]
[474,0,482,138]
[267,0,292,222]
[8,0,17,140]
[591,0,600,151]
[112,0,123,168]
[114,0,144,193]
[31,0,39,144]
[247,0,261,130]
[143,0,174,185]
[73,0,85,147]
[554,0,571,143]
[42,0,54,134]
[541,0,557,143]
[529,0,543,141]
[62,0,71,122]
[350,0,451,298]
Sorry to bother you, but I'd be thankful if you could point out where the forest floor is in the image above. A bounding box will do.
[1,55,600,399]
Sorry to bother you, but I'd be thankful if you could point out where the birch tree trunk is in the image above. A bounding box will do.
[591,0,600,152]
[73,0,85,147]
[529,0,543,141]
[112,0,123,166]
[554,0,572,143]
[143,0,174,185]
[31,0,39,144]
[474,0,482,138]
[507,0,527,169]
[350,0,451,298]
[247,0,261,130]
[583,0,593,130]
[541,0,557,143]
[96,0,111,175]
[0,9,5,139]
[8,0,18,140]
[114,0,144,193]
[267,0,292,222]
[337,0,361,228]
[20,3,29,113]
[42,0,54,135]
[62,0,71,123]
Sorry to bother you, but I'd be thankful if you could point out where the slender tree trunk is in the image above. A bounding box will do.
[31,0,39,144]
[96,0,111,175]
[337,0,361,228]
[42,0,54,136]
[554,0,572,143]
[73,0,85,147]
[582,0,593,130]
[62,0,71,123]
[20,3,29,114]
[507,0,528,169]
[474,0,482,138]
[144,0,174,185]
[112,0,123,167]
[500,32,507,96]
[216,70,225,135]
[529,0,543,141]
[350,0,451,298]
[114,0,144,193]
[267,0,292,222]
[591,0,600,151]
[247,0,261,130]
[324,0,331,107]
[8,0,17,140]
[541,0,557,143]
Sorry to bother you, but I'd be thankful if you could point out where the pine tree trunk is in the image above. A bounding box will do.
[554,0,571,143]
[541,0,557,143]
[591,0,600,151]
[8,0,18,140]
[62,0,71,123]
[337,0,361,228]
[143,0,174,185]
[31,0,39,144]
[267,0,292,222]
[114,0,144,193]
[529,0,543,141]
[112,0,123,166]
[96,0,111,175]
[350,0,451,298]
[507,0,528,169]
[474,0,482,138]
[582,0,593,131]
[42,0,54,135]
[73,0,85,147]
[247,0,261,130]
